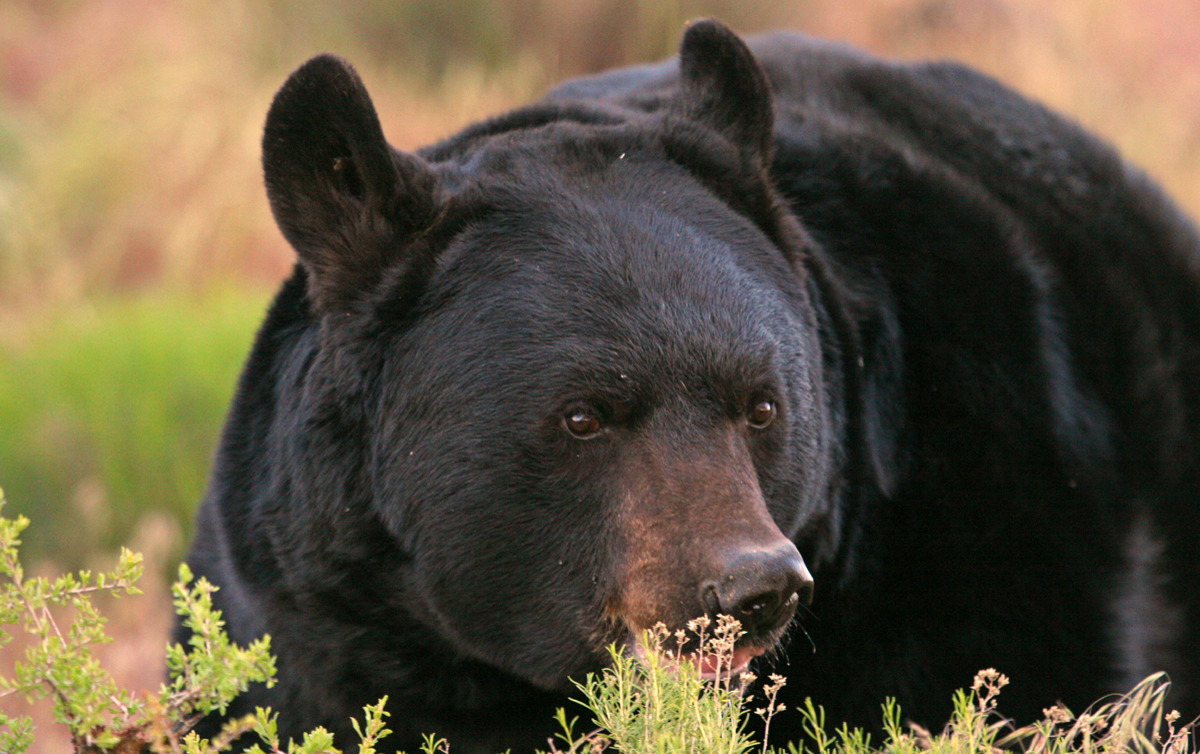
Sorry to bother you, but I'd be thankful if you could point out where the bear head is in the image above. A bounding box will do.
[255,20,843,693]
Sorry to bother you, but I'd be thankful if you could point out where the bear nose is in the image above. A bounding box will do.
[700,542,813,634]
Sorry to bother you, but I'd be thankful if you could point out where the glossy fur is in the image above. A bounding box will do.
[180,20,1200,752]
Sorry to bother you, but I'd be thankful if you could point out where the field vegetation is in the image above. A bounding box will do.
[0,493,1193,753]
[2,0,1200,751]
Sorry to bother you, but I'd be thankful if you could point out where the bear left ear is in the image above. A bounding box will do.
[262,54,438,316]
[674,19,775,165]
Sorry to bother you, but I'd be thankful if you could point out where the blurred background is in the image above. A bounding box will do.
[1,0,1199,747]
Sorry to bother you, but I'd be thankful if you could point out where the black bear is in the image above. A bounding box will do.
[179,18,1200,752]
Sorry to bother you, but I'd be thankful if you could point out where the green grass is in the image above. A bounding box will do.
[0,288,271,566]
[558,620,1197,754]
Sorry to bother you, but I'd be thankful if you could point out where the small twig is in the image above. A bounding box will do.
[566,727,608,754]
[41,604,65,643]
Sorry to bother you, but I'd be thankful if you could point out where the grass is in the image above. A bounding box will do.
[0,288,271,566]
[572,616,761,754]
[546,619,1199,754]
[567,627,1197,754]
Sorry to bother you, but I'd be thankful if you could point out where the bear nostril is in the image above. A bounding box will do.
[739,592,775,616]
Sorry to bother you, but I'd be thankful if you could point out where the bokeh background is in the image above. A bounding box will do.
[1,0,1199,749]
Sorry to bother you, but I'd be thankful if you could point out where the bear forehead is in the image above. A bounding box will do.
[369,115,819,411]
[423,147,799,301]
[422,108,652,178]
[413,194,804,357]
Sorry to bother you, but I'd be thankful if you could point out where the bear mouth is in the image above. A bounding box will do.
[623,625,778,682]
[630,640,768,680]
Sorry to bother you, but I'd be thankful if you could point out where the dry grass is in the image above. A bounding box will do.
[2,0,1200,314]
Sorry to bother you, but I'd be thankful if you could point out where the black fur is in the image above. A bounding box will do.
[180,20,1200,752]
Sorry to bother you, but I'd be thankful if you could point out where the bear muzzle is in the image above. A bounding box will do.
[700,540,813,636]
[609,537,813,680]
[607,426,815,670]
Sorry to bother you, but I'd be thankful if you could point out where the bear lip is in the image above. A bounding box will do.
[693,645,768,680]
[628,636,769,682]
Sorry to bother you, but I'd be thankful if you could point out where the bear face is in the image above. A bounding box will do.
[365,175,831,689]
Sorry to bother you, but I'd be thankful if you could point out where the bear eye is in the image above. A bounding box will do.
[747,399,776,429]
[564,408,603,439]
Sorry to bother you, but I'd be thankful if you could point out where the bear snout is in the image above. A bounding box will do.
[701,541,813,635]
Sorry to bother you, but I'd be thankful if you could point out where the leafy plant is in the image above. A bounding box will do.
[0,486,276,753]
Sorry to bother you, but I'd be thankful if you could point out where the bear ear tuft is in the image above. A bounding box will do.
[262,54,438,315]
[674,19,775,164]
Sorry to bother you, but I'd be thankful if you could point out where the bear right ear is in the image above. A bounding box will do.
[262,55,438,315]
[673,19,775,167]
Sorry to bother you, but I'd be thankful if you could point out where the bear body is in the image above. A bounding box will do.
[180,21,1200,752]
